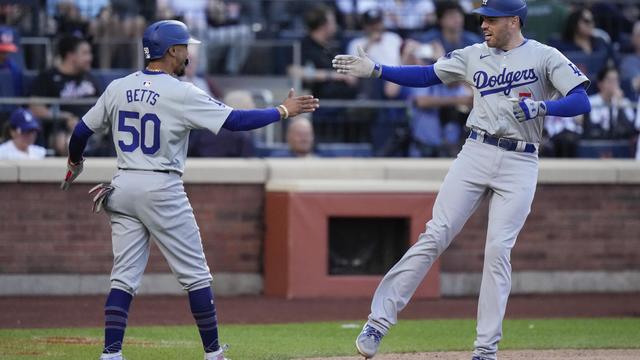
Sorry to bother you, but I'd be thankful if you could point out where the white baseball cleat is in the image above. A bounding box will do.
[99,352,125,360]
[204,344,230,360]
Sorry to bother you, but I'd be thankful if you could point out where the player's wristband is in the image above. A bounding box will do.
[277,105,289,120]
[372,63,382,78]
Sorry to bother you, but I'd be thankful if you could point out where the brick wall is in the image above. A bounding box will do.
[1,183,639,275]
[442,184,640,272]
[0,183,264,274]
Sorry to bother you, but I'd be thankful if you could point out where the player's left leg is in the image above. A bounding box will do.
[473,150,538,360]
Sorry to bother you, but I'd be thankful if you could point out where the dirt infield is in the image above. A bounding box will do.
[298,349,640,360]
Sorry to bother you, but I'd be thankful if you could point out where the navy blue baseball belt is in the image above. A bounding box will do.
[468,129,537,153]
[118,168,181,176]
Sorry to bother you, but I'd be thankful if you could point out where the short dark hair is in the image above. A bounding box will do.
[57,35,88,60]
[597,66,617,83]
[436,1,464,21]
[304,4,332,32]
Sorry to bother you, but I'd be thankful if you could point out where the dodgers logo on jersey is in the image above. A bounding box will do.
[473,68,539,96]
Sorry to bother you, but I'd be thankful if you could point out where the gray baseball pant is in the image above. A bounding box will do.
[105,170,213,295]
[367,138,538,360]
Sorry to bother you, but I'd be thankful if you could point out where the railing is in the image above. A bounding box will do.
[0,96,636,158]
[19,37,301,75]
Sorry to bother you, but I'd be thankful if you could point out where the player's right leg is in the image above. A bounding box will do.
[99,171,153,360]
[359,139,495,357]
[99,195,151,357]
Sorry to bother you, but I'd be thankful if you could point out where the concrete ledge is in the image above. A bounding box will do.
[266,158,386,180]
[182,159,267,184]
[0,161,18,182]
[266,179,442,193]
[383,159,452,182]
[17,158,117,183]
[538,160,619,183]
[0,273,263,296]
[7,158,640,184]
[441,270,640,296]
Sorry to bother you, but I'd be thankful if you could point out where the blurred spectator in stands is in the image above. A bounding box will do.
[382,0,436,36]
[552,8,615,91]
[584,67,636,141]
[89,1,146,68]
[414,1,481,53]
[187,86,255,157]
[590,1,638,45]
[620,21,640,100]
[334,0,379,30]
[348,9,402,69]
[636,96,640,160]
[519,0,568,45]
[294,4,358,100]
[271,116,317,158]
[0,108,46,160]
[401,39,472,157]
[543,115,583,158]
[347,9,402,99]
[29,35,110,157]
[195,0,256,74]
[53,0,90,37]
[0,26,23,122]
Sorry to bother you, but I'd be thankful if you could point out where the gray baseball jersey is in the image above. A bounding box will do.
[83,71,233,174]
[434,39,589,142]
[82,71,233,294]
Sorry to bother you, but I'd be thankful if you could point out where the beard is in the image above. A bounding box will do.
[175,58,189,77]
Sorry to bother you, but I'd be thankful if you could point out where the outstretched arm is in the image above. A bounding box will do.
[223,88,319,131]
[332,46,443,87]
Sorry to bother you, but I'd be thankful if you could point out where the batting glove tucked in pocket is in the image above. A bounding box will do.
[89,183,115,213]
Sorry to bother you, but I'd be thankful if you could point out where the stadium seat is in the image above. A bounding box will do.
[577,139,633,158]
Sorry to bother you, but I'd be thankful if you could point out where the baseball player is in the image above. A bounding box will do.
[333,1,590,359]
[60,20,319,360]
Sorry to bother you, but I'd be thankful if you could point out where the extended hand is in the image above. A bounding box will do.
[280,88,319,118]
[332,46,381,78]
[60,158,84,190]
[509,97,547,122]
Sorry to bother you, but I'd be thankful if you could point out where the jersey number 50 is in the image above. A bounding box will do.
[118,110,161,155]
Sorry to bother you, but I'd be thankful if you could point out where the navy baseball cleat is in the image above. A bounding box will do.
[471,356,492,360]
[355,324,384,358]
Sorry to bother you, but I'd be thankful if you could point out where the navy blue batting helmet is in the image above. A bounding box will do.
[472,0,528,26]
[142,20,201,60]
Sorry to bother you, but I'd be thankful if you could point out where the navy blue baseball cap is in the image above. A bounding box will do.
[472,0,528,26]
[9,108,40,132]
